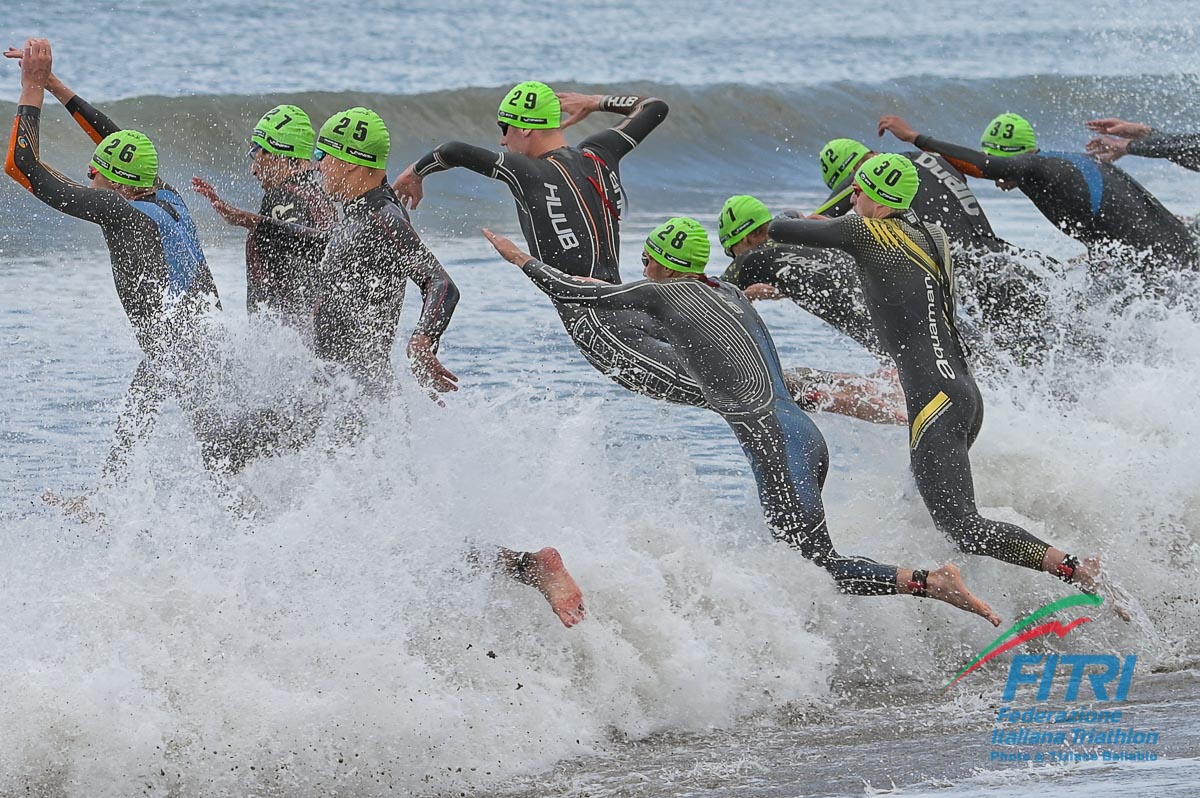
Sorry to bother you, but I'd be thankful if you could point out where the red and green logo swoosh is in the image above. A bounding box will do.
[941,593,1103,694]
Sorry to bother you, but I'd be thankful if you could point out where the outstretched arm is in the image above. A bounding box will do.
[1126,132,1200,172]
[483,228,647,306]
[878,114,1029,181]
[393,141,505,209]
[567,92,669,161]
[768,215,856,251]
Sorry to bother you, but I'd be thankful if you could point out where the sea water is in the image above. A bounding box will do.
[2,1,1199,795]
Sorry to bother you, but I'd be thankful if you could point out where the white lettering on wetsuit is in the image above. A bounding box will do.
[914,152,980,216]
[544,183,580,250]
[925,273,956,380]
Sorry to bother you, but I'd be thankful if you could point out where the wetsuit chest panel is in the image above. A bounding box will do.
[131,191,206,300]
[504,148,623,283]
[849,217,967,391]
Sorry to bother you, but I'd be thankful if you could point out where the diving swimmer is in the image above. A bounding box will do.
[878,112,1198,274]
[484,218,1002,626]
[769,153,1103,593]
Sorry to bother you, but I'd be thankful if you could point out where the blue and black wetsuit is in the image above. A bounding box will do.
[516,256,910,596]
[913,134,1198,272]
[770,212,1064,573]
[7,97,219,353]
[6,94,242,476]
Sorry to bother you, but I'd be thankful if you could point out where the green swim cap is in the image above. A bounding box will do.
[91,130,158,188]
[252,104,315,159]
[820,138,870,189]
[718,195,772,249]
[855,153,920,210]
[316,107,390,168]
[644,217,711,274]
[980,113,1037,157]
[497,81,561,130]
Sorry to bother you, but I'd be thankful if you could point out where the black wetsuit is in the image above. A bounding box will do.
[822,151,1052,360]
[1127,132,1200,172]
[914,134,1198,270]
[413,95,668,282]
[519,257,906,596]
[247,170,338,329]
[301,184,460,394]
[770,213,1054,572]
[720,241,885,357]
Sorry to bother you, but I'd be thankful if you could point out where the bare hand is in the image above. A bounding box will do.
[1085,118,1151,139]
[1086,135,1130,163]
[482,228,532,265]
[806,212,830,220]
[557,92,601,129]
[4,47,23,61]
[742,283,783,301]
[191,176,259,230]
[392,165,424,209]
[407,334,459,404]
[878,114,919,143]
[19,39,52,90]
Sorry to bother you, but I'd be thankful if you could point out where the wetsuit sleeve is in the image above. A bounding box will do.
[1127,133,1200,172]
[256,218,333,249]
[768,215,857,252]
[382,210,460,342]
[62,93,182,193]
[412,141,504,178]
[63,94,121,143]
[519,257,653,308]
[579,96,669,162]
[7,106,141,225]
[721,248,776,288]
[912,134,1034,181]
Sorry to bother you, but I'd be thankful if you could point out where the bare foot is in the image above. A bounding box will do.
[523,548,587,628]
[925,564,1002,626]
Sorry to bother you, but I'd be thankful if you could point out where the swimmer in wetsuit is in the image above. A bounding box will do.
[879,113,1198,274]
[394,80,667,282]
[817,138,1053,361]
[1086,117,1200,171]
[192,104,337,337]
[717,195,906,425]
[313,108,585,628]
[4,39,231,480]
[484,218,1002,626]
[306,107,460,396]
[769,153,1104,593]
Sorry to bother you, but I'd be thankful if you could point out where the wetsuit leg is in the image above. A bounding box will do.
[727,401,899,596]
[102,357,170,482]
[908,384,1050,570]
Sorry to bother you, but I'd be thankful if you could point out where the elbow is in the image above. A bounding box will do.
[6,149,32,192]
[434,141,476,165]
[641,98,669,124]
[442,275,462,315]
[766,219,791,242]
